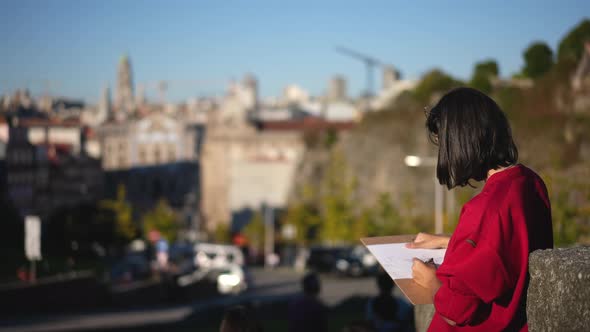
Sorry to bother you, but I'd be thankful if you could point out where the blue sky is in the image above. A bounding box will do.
[1,1,589,103]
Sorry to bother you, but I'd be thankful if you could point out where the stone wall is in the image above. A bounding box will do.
[527,247,590,332]
[414,304,435,332]
[414,247,590,332]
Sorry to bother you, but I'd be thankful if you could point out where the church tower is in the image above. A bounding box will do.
[98,85,112,123]
[115,55,135,117]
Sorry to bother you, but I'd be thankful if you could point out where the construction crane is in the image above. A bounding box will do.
[335,46,387,97]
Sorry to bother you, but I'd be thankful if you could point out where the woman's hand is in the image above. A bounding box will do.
[405,232,450,249]
[411,258,441,300]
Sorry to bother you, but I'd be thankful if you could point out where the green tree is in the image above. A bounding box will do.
[320,150,356,244]
[352,208,373,239]
[474,60,499,77]
[470,73,492,94]
[469,60,499,94]
[283,202,320,245]
[244,211,265,252]
[522,42,554,79]
[552,190,579,246]
[143,199,179,242]
[369,193,403,235]
[213,223,231,244]
[324,128,339,148]
[544,173,590,246]
[413,69,462,102]
[282,184,321,245]
[100,185,136,243]
[557,19,590,63]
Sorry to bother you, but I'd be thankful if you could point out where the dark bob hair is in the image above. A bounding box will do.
[426,87,518,189]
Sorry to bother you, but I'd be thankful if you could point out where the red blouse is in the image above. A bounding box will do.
[429,164,553,332]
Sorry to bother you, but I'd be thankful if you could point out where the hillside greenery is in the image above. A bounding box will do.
[284,19,590,246]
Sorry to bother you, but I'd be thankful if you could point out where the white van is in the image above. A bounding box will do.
[193,243,245,269]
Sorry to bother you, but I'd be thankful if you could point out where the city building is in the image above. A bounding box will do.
[201,86,357,232]
[103,161,200,236]
[1,95,10,111]
[241,74,258,111]
[201,105,304,232]
[11,89,33,109]
[382,66,400,91]
[115,55,135,117]
[181,97,217,125]
[4,125,102,218]
[369,66,417,110]
[52,98,86,117]
[4,126,44,216]
[92,56,207,237]
[44,143,103,211]
[98,110,198,171]
[80,86,111,127]
[328,75,347,101]
[371,79,418,110]
[0,90,47,119]
[322,101,360,121]
[98,109,203,237]
[17,118,101,158]
[255,105,311,122]
[98,104,204,237]
[282,84,309,105]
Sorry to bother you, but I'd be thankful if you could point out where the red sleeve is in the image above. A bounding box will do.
[434,228,512,326]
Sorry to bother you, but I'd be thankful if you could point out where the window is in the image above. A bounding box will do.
[168,148,176,162]
[139,148,147,164]
[119,155,127,168]
[154,148,161,164]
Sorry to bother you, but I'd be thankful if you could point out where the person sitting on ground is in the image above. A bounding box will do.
[288,272,328,332]
[219,305,263,332]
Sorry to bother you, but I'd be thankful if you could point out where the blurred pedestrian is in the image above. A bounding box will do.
[16,266,28,281]
[66,256,76,273]
[366,272,398,332]
[342,321,375,332]
[219,305,263,332]
[288,272,328,332]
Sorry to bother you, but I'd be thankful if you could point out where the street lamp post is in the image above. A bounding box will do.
[404,155,444,234]
[264,205,275,268]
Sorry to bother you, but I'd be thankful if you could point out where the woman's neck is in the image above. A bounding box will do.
[487,164,515,180]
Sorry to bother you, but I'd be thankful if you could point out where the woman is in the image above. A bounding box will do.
[407,87,553,331]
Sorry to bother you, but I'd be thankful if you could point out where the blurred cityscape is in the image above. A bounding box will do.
[1,4,590,332]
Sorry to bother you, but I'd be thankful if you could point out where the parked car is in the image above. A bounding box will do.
[307,245,378,277]
[193,243,245,269]
[109,252,151,283]
[169,243,198,276]
[186,243,248,295]
[213,263,248,295]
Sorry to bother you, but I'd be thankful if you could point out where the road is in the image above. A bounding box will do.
[0,268,400,332]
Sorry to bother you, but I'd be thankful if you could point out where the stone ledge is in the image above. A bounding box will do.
[414,247,590,332]
[527,247,590,332]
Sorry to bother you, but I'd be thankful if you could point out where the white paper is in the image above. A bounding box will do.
[365,243,445,279]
